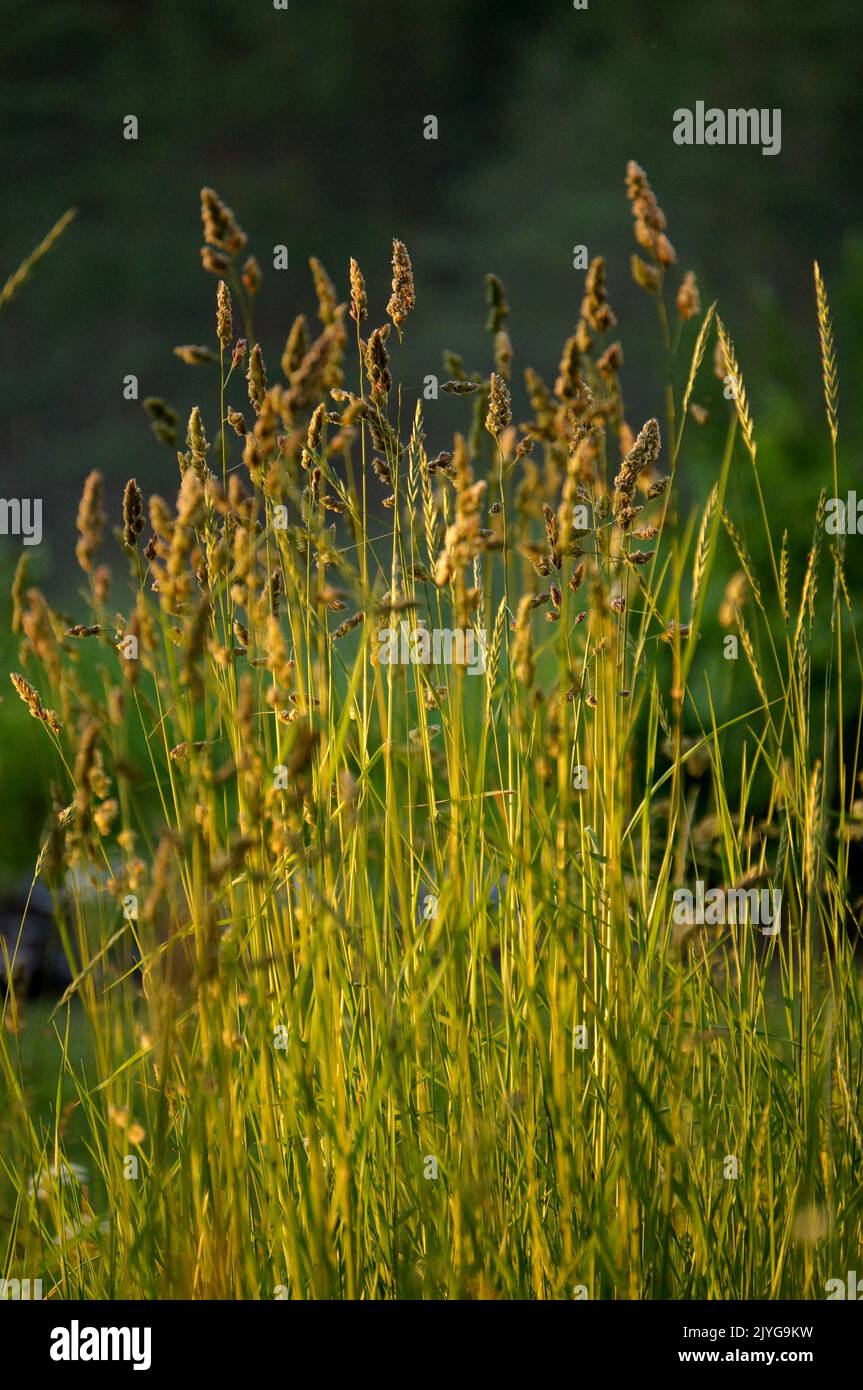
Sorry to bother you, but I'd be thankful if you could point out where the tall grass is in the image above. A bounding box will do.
[1,170,861,1300]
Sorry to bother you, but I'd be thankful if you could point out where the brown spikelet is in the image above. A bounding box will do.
[200,246,229,276]
[555,337,583,404]
[10,672,46,721]
[569,562,585,593]
[247,343,267,413]
[349,258,368,324]
[365,328,392,403]
[174,344,217,365]
[625,162,676,268]
[309,257,338,327]
[303,403,326,470]
[581,257,617,334]
[242,256,262,296]
[122,478,145,549]
[387,239,415,331]
[44,708,63,736]
[613,418,661,519]
[485,372,512,439]
[76,470,105,573]
[442,380,481,396]
[676,271,701,321]
[186,407,208,478]
[200,187,247,254]
[331,612,365,642]
[282,315,308,379]
[216,280,233,348]
[597,342,623,377]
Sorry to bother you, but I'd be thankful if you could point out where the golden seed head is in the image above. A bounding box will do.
[387,239,415,331]
[10,671,45,719]
[216,280,233,348]
[282,314,308,379]
[186,407,209,474]
[349,258,368,324]
[44,708,63,736]
[485,372,512,438]
[597,342,623,376]
[309,257,338,327]
[581,256,617,334]
[613,417,661,513]
[625,162,676,267]
[200,186,247,254]
[75,469,105,573]
[303,403,326,469]
[365,328,392,402]
[676,270,701,321]
[647,474,670,499]
[555,336,582,403]
[247,343,267,413]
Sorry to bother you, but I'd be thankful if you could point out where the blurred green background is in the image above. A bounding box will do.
[1,0,862,879]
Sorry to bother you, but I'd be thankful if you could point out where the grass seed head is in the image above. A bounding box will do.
[387,239,415,331]
[200,186,247,254]
[676,270,701,321]
[216,280,233,348]
[122,478,145,549]
[485,372,512,439]
[349,257,368,324]
[75,469,105,573]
